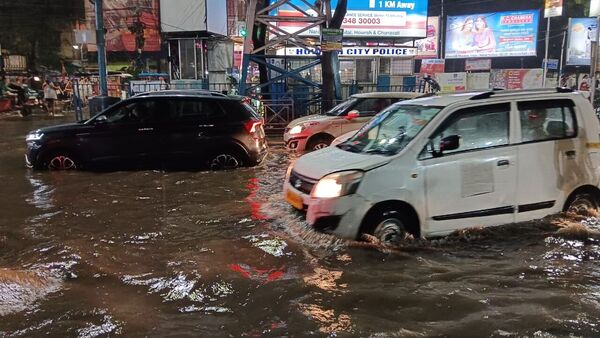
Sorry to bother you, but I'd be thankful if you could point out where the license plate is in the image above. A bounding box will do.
[286,190,304,210]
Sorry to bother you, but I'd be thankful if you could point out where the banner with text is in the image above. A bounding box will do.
[269,0,429,38]
[445,10,539,59]
[545,0,563,18]
[436,72,467,92]
[465,58,492,71]
[276,46,418,57]
[490,69,544,89]
[401,16,439,59]
[420,59,445,74]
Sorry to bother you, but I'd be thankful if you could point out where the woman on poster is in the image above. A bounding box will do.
[473,16,496,52]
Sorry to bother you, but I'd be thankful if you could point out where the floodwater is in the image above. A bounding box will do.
[1,117,600,337]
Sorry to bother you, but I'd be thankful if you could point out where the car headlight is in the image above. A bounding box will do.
[26,131,44,141]
[312,171,363,198]
[289,125,304,135]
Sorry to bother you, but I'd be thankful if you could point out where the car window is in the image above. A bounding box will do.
[104,101,159,124]
[352,98,392,116]
[172,99,227,123]
[517,99,576,143]
[426,103,510,157]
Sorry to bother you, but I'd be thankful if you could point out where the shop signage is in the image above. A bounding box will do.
[321,28,344,52]
[545,0,563,18]
[566,18,597,65]
[465,58,492,71]
[420,59,445,74]
[269,0,429,38]
[543,58,559,70]
[277,46,418,57]
[445,10,539,59]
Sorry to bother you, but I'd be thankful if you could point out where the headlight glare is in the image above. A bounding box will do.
[312,171,363,198]
[26,132,44,141]
[289,125,303,135]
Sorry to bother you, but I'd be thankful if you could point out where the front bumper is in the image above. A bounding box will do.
[283,133,309,151]
[283,181,369,240]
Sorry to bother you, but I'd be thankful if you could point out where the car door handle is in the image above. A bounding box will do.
[565,150,576,158]
[198,124,214,128]
[138,127,154,131]
[497,160,510,167]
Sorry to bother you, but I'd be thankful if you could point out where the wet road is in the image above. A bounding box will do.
[1,117,600,337]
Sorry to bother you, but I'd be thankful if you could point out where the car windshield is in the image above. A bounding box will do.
[324,98,358,116]
[337,104,443,155]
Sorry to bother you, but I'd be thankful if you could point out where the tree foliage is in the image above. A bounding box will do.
[0,0,84,70]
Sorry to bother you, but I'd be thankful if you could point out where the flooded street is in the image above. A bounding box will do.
[1,117,600,337]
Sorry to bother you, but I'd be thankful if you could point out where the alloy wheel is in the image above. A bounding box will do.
[48,155,77,170]
[210,154,240,170]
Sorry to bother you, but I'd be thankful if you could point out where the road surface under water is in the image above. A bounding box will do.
[0,117,599,337]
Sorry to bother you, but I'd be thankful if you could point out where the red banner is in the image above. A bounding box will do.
[85,0,161,52]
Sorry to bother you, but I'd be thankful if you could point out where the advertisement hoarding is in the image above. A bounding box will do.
[269,0,429,38]
[436,72,467,92]
[85,0,160,52]
[566,18,597,66]
[490,69,544,90]
[445,10,539,59]
[420,59,445,74]
[545,0,563,18]
[465,58,492,71]
[401,16,439,59]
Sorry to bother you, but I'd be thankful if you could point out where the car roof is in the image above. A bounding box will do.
[402,88,580,107]
[350,92,425,99]
[133,89,234,99]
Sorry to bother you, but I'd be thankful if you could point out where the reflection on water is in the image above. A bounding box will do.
[0,119,599,336]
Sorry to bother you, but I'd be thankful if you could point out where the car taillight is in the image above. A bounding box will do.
[245,120,263,137]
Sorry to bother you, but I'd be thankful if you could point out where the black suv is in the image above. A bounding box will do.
[25,90,268,170]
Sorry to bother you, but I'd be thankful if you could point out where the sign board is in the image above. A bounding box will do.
[277,46,418,57]
[436,72,467,92]
[321,28,344,52]
[74,30,96,44]
[545,0,563,18]
[85,0,161,52]
[543,58,559,70]
[269,0,429,38]
[445,10,539,59]
[591,0,600,17]
[420,59,445,74]
[490,69,544,90]
[401,16,440,59]
[465,58,492,71]
[467,73,491,90]
[566,18,597,65]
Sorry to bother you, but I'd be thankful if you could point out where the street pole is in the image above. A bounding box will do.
[94,0,108,96]
[543,17,550,88]
[559,29,566,85]
[439,0,444,59]
[590,17,600,104]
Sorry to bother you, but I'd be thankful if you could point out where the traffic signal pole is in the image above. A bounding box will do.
[94,0,108,96]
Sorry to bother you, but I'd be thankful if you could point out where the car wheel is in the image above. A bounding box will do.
[362,209,412,245]
[209,153,243,170]
[307,135,334,151]
[45,152,80,170]
[566,192,599,213]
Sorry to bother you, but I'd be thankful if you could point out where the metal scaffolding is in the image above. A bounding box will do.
[238,0,328,97]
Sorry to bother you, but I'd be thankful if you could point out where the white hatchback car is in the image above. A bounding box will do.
[284,88,600,243]
[284,92,424,152]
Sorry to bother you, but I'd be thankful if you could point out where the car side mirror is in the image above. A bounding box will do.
[95,115,108,124]
[346,110,360,120]
[439,135,461,153]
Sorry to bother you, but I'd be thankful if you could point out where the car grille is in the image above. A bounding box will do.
[289,170,317,195]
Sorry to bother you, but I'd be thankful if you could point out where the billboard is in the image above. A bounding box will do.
[566,18,597,66]
[269,0,429,38]
[420,59,445,74]
[85,0,160,52]
[445,10,539,59]
[401,17,439,59]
